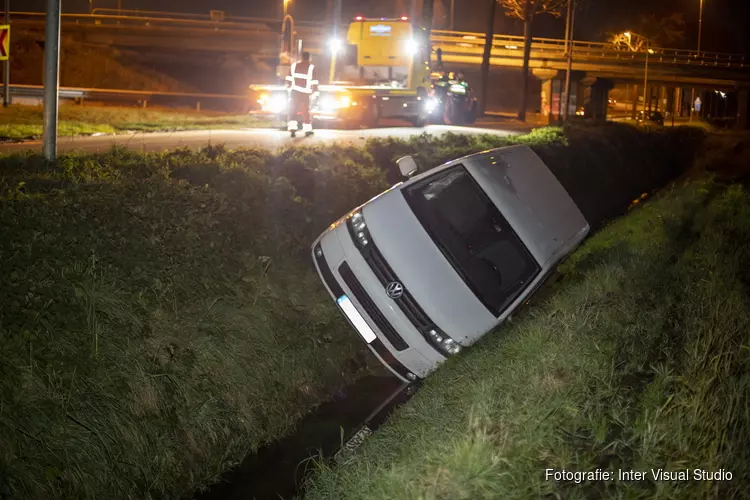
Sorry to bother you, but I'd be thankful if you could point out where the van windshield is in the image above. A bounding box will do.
[402,166,540,316]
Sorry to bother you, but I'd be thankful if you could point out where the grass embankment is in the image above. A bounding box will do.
[0,124,707,499]
[305,139,750,499]
[0,105,273,142]
[11,28,194,92]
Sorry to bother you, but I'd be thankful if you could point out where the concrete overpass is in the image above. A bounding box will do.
[9,10,750,125]
[11,11,748,82]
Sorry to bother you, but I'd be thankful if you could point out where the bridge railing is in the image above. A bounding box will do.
[432,30,748,69]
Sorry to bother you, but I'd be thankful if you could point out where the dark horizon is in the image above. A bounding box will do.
[9,0,750,53]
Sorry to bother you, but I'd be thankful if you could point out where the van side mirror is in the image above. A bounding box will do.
[397,156,419,178]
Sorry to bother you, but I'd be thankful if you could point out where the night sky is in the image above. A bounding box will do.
[11,0,750,53]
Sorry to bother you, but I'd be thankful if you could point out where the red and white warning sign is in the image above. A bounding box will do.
[0,25,9,61]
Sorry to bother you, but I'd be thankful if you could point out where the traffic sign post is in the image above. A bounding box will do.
[43,0,61,160]
[2,0,10,107]
[0,25,8,61]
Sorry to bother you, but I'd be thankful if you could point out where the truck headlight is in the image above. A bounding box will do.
[270,94,288,113]
[260,92,287,114]
[320,95,336,112]
[320,94,351,112]
[329,38,343,55]
[405,38,419,56]
[347,211,370,248]
[425,96,438,114]
[426,328,462,356]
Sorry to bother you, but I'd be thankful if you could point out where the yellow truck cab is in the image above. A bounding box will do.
[312,17,433,127]
[251,17,435,128]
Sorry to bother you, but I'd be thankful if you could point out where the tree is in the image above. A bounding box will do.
[607,12,686,49]
[638,12,686,46]
[498,0,566,121]
[479,0,498,116]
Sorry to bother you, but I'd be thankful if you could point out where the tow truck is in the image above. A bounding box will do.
[251,16,477,128]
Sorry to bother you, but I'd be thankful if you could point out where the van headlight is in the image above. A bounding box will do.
[347,211,370,248]
[426,328,462,356]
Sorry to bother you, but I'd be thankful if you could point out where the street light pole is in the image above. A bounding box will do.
[698,0,704,53]
[43,0,61,160]
[642,40,649,119]
[690,0,703,122]
[450,0,455,30]
[3,0,10,108]
[562,0,575,121]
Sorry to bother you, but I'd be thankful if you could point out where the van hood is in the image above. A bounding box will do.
[362,191,498,344]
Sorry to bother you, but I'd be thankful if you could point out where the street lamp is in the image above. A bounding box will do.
[283,0,291,18]
[697,0,704,53]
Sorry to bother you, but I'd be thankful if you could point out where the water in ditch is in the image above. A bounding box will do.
[194,372,417,500]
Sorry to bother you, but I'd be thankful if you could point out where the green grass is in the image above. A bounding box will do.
[0,104,274,141]
[0,124,715,499]
[303,177,750,499]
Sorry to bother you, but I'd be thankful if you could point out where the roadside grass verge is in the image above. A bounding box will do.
[303,177,750,500]
[0,124,709,499]
[0,105,273,141]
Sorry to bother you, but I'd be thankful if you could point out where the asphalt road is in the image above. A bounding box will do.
[0,123,525,155]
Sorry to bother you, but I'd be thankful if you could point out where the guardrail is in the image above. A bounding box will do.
[3,84,249,111]
[89,8,325,28]
[11,11,330,30]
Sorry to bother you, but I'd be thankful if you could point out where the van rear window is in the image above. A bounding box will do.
[402,166,540,316]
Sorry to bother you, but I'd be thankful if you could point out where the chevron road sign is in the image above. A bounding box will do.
[0,25,9,60]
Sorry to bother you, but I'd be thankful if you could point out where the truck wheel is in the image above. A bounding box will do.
[365,100,380,129]
[443,99,463,126]
[464,101,478,125]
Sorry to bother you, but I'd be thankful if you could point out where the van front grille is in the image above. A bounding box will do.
[338,262,409,352]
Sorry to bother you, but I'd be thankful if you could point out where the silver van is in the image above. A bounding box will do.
[312,145,590,382]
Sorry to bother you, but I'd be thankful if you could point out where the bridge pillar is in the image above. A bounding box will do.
[534,69,586,124]
[630,84,639,119]
[674,87,684,117]
[583,77,614,124]
[533,69,561,125]
[736,90,749,130]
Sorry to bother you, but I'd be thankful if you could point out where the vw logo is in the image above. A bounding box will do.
[385,281,404,299]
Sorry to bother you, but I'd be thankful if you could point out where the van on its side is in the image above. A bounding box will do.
[312,145,590,382]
